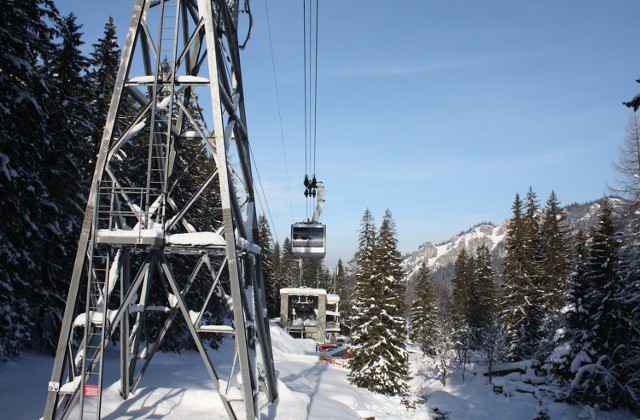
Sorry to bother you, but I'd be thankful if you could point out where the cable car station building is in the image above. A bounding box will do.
[280,288,340,342]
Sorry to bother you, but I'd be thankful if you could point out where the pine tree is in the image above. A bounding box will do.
[33,12,96,353]
[257,215,278,318]
[450,249,472,331]
[470,244,497,343]
[540,191,570,315]
[0,0,59,360]
[280,238,298,287]
[87,16,120,162]
[409,262,439,356]
[501,192,543,360]
[301,258,324,288]
[376,210,406,319]
[349,209,409,396]
[333,259,353,335]
[546,230,589,386]
[272,241,282,289]
[450,249,474,373]
[334,259,348,297]
[569,199,627,409]
[524,188,546,354]
[349,209,376,337]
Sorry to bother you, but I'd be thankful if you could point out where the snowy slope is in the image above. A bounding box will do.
[0,321,636,419]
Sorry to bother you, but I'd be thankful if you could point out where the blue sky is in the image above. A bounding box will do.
[60,0,640,268]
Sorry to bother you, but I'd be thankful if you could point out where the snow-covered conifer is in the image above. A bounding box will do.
[33,12,96,353]
[349,209,408,396]
[470,244,497,345]
[409,262,439,356]
[569,198,627,410]
[540,191,570,314]
[281,238,298,287]
[0,0,60,360]
[501,192,544,360]
[257,215,278,318]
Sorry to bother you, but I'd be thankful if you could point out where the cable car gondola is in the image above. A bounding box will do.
[291,180,325,259]
[291,221,326,259]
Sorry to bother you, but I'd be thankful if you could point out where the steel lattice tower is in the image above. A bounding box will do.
[43,0,277,418]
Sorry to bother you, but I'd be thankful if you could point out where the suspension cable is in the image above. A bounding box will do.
[263,0,294,225]
[312,0,319,178]
[303,0,308,182]
[302,0,320,221]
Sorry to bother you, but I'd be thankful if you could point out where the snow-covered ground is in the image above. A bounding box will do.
[0,323,636,419]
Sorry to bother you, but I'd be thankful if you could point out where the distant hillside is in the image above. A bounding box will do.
[402,198,621,296]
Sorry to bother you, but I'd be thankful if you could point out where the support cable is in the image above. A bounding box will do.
[263,0,294,226]
[302,0,320,221]
[303,0,310,220]
[313,0,319,178]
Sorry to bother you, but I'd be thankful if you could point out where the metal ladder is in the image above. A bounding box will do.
[146,0,179,219]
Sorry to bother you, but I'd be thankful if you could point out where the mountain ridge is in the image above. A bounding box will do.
[402,198,619,292]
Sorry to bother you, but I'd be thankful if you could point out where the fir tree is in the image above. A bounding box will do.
[349,209,409,396]
[546,230,589,386]
[501,192,544,360]
[333,259,353,335]
[540,191,570,315]
[524,187,546,355]
[272,241,282,288]
[34,12,96,353]
[301,258,324,288]
[88,16,120,119]
[257,215,278,318]
[376,210,406,319]
[409,262,439,356]
[280,238,298,287]
[470,244,497,344]
[0,0,59,360]
[349,209,376,338]
[450,249,472,331]
[569,199,627,410]
[87,16,120,152]
[450,249,474,375]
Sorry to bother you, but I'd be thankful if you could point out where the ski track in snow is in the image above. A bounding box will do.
[0,323,636,419]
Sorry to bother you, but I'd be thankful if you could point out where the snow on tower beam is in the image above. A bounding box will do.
[43,0,277,419]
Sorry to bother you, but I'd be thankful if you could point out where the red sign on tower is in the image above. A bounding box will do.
[83,384,99,397]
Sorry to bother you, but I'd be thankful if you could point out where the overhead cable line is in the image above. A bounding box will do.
[313,0,319,177]
[262,0,294,227]
[302,0,320,220]
[291,0,326,260]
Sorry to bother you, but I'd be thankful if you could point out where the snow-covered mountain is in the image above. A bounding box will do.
[403,222,507,285]
[402,198,619,292]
